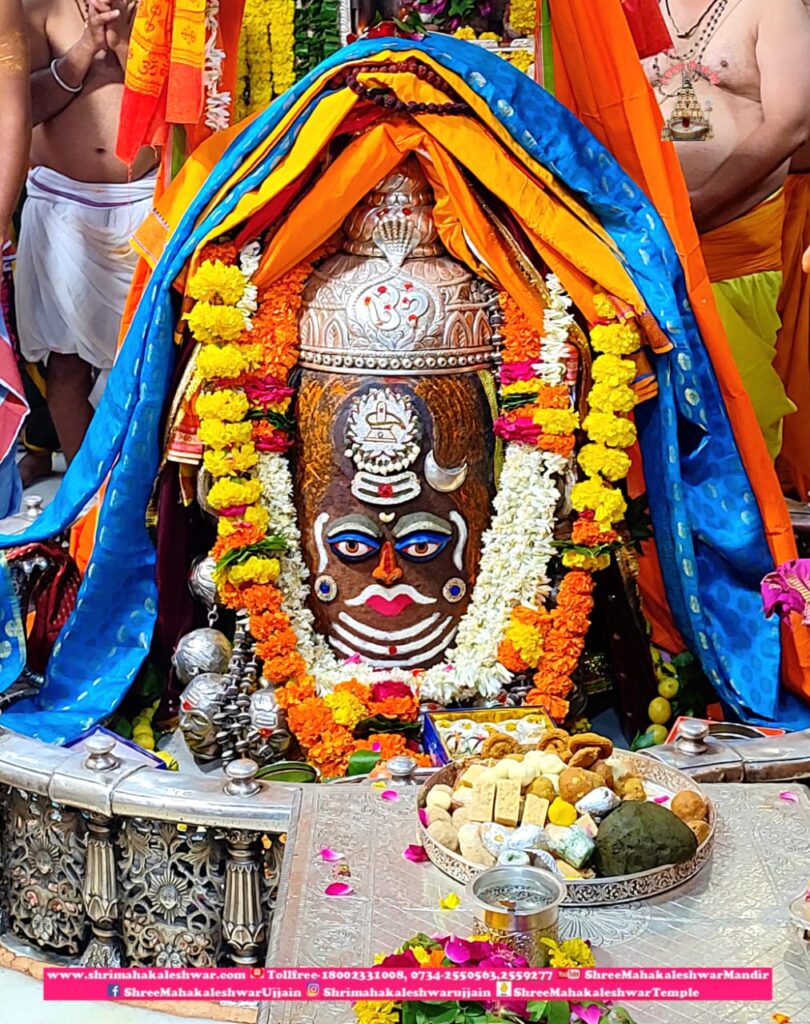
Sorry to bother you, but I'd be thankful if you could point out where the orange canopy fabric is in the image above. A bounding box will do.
[776,174,810,499]
[549,0,810,700]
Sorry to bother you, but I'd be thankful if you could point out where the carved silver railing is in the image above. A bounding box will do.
[0,728,297,969]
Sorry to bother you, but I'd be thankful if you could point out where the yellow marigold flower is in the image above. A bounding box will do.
[562,550,612,572]
[583,411,637,450]
[532,407,579,435]
[480,31,500,40]
[196,389,249,423]
[588,381,637,414]
[197,343,262,381]
[591,353,635,388]
[508,0,535,34]
[323,691,367,729]
[187,302,246,344]
[505,620,544,666]
[439,892,461,910]
[217,504,270,537]
[504,50,534,74]
[187,260,247,306]
[204,444,259,478]
[410,946,431,965]
[207,477,262,510]
[453,26,476,38]
[501,380,537,396]
[221,556,280,587]
[198,419,253,450]
[540,937,596,969]
[593,293,617,320]
[590,322,641,356]
[352,1001,399,1024]
[577,442,632,482]
[572,477,627,526]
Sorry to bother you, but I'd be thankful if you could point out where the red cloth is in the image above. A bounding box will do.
[620,0,672,58]
[8,544,81,674]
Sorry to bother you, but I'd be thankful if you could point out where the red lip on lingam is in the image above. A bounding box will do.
[366,594,414,617]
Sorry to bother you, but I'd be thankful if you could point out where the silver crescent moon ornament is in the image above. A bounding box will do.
[424,450,467,493]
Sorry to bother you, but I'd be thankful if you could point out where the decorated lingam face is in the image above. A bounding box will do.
[295,374,495,668]
[293,157,499,670]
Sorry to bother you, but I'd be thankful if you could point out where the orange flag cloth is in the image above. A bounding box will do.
[116,0,207,166]
[549,0,810,701]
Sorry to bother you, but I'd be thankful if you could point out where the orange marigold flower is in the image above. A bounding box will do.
[498,638,529,673]
[526,692,570,720]
[241,583,284,616]
[275,675,316,709]
[199,240,239,266]
[500,293,541,363]
[307,728,356,778]
[254,628,299,660]
[369,695,419,721]
[287,697,332,747]
[333,679,372,705]
[538,434,576,458]
[249,611,292,641]
[533,384,571,410]
[530,674,575,698]
[261,650,307,684]
[355,734,408,760]
[571,519,618,547]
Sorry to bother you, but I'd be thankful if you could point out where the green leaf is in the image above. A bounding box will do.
[354,714,422,738]
[214,536,287,570]
[416,1001,461,1024]
[346,750,380,776]
[545,1002,570,1024]
[525,1001,549,1022]
[631,730,656,751]
[500,391,538,411]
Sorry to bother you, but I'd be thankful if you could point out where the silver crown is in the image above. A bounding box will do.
[298,158,500,376]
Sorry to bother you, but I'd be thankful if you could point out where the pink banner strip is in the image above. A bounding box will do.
[42,966,774,1003]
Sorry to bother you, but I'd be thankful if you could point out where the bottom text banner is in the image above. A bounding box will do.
[42,966,773,1003]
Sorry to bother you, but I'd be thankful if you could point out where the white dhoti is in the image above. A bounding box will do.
[15,167,155,404]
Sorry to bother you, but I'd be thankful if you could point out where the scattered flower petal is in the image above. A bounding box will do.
[403,844,429,863]
[444,937,472,963]
[571,1005,603,1024]
[343,654,362,665]
[380,789,399,801]
[653,795,669,804]
[772,1014,791,1024]
[439,892,461,910]
[779,791,799,804]
[324,882,354,897]
[319,847,344,863]
[418,807,429,827]
[371,780,386,790]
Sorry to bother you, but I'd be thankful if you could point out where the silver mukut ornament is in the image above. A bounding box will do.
[248,689,292,760]
[172,628,232,685]
[178,672,226,761]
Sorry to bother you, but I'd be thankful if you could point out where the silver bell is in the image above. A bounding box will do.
[189,556,218,608]
[172,628,232,684]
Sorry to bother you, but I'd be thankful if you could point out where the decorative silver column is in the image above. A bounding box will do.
[80,736,123,966]
[222,760,266,965]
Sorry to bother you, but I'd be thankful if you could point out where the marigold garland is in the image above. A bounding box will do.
[269,0,296,96]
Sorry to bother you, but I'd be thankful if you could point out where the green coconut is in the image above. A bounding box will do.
[594,800,698,877]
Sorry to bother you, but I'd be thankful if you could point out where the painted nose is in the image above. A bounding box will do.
[372,541,403,585]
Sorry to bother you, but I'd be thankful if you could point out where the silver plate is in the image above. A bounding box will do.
[417,750,715,906]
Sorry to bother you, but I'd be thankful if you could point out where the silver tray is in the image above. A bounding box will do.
[417,750,715,906]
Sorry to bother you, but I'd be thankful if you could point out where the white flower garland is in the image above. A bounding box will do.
[249,273,578,705]
[203,0,231,133]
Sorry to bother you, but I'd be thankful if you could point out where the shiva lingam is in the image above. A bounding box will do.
[294,158,501,669]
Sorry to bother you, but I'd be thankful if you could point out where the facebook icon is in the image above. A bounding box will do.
[108,985,121,998]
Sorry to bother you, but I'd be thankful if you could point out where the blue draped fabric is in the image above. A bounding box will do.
[2,34,806,738]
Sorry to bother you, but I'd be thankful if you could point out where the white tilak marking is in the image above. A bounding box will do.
[332,616,454,656]
[313,512,329,573]
[449,510,467,572]
[329,627,458,668]
[337,611,440,642]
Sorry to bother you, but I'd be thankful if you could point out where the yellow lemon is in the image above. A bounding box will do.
[657,678,679,700]
[648,697,672,725]
[134,733,155,750]
[645,724,669,745]
[154,751,179,771]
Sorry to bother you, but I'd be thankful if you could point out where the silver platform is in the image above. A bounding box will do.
[261,782,810,1024]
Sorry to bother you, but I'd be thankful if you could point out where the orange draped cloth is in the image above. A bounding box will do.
[776,174,810,499]
[549,0,810,702]
[116,0,207,166]
[700,190,785,283]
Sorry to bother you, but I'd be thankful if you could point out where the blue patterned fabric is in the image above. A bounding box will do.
[1,34,806,738]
